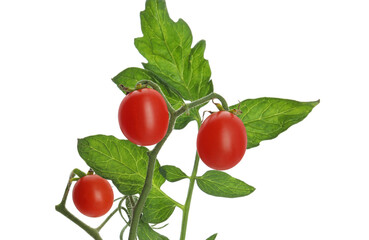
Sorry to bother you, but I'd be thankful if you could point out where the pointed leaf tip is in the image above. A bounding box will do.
[230,97,319,149]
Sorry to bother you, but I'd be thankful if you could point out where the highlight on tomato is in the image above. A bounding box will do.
[118,88,169,146]
[72,174,114,218]
[197,111,247,170]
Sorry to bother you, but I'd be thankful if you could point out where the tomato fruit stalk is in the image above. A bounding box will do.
[118,88,169,146]
[197,111,247,170]
[72,174,114,218]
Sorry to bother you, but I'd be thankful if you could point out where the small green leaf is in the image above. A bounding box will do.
[142,190,175,223]
[206,233,218,240]
[77,135,175,223]
[230,98,320,149]
[138,221,169,240]
[159,165,188,182]
[196,170,255,198]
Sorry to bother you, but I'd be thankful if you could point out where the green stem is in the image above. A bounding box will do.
[95,207,120,231]
[120,224,129,240]
[126,84,229,240]
[55,204,103,240]
[72,168,87,178]
[127,113,176,240]
[177,93,229,117]
[179,119,202,240]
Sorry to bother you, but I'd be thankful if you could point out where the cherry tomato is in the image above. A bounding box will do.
[197,111,247,170]
[118,88,169,146]
[72,174,114,218]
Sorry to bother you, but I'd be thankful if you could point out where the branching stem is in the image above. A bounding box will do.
[128,81,229,240]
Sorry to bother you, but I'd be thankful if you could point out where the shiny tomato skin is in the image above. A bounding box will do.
[118,88,169,146]
[72,175,114,218]
[197,111,247,170]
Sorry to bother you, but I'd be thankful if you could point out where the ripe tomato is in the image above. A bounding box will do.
[197,111,247,170]
[72,174,114,218]
[118,88,169,146]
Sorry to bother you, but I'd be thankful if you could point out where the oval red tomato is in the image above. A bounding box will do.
[197,111,247,170]
[72,174,114,218]
[118,88,169,146]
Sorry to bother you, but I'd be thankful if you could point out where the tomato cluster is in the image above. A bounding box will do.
[72,88,247,218]
[118,87,247,170]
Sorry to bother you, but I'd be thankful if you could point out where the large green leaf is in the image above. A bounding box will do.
[134,0,213,127]
[77,135,175,223]
[135,0,213,101]
[230,98,320,149]
[196,170,255,198]
[138,221,169,240]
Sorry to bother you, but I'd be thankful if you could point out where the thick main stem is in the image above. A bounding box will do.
[128,116,176,240]
[179,119,202,240]
[127,85,229,240]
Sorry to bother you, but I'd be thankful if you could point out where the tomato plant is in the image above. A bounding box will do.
[118,88,169,146]
[72,174,114,218]
[197,111,247,170]
[55,0,319,239]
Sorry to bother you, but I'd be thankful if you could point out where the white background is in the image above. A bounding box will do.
[1,0,368,239]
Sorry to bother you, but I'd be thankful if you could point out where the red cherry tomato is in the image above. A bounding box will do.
[118,88,169,146]
[197,111,247,170]
[72,174,114,218]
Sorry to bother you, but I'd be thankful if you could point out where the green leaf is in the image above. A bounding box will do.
[230,98,320,149]
[141,189,176,223]
[138,221,169,240]
[159,165,188,182]
[206,233,218,240]
[135,0,213,101]
[77,135,175,223]
[134,0,213,127]
[196,170,255,198]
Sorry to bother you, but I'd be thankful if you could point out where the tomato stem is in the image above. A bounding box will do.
[120,224,129,240]
[118,84,135,94]
[95,207,120,231]
[179,118,202,240]
[127,110,177,240]
[72,168,87,178]
[126,82,229,240]
[212,98,225,111]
